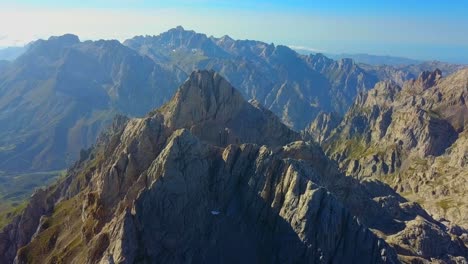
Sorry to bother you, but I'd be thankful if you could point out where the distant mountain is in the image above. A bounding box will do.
[125,27,381,129]
[329,53,422,66]
[126,27,465,131]
[309,69,468,230]
[303,54,379,114]
[360,61,467,86]
[0,46,27,61]
[0,34,184,179]
[2,70,465,263]
[397,60,467,77]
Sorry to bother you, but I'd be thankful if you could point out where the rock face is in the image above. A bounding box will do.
[319,69,468,230]
[304,54,379,114]
[303,111,341,144]
[1,70,466,264]
[114,131,393,263]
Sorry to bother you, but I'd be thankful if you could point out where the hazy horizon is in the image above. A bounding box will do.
[1,0,468,63]
[0,27,465,65]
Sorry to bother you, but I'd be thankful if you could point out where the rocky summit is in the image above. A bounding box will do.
[1,70,466,263]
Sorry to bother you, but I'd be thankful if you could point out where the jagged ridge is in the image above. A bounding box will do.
[1,71,466,263]
[319,69,468,231]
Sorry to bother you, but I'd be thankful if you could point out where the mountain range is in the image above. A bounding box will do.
[327,53,422,66]
[0,29,364,190]
[1,71,466,263]
[0,27,467,263]
[125,27,375,128]
[0,26,464,213]
[0,28,442,177]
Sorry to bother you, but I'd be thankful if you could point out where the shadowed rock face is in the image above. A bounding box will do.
[318,69,468,230]
[303,111,342,144]
[1,70,466,264]
[414,69,443,90]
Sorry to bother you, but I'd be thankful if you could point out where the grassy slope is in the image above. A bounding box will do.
[0,170,65,229]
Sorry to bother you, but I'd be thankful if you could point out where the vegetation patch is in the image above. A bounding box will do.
[0,200,27,229]
[17,195,86,264]
[0,170,66,229]
[0,170,64,204]
[436,198,455,213]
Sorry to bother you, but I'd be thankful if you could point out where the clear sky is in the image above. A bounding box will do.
[1,0,467,63]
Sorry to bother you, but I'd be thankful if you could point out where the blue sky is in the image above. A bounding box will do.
[1,0,467,63]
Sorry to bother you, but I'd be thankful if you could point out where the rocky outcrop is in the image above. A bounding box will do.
[2,70,466,263]
[412,69,443,90]
[303,111,341,143]
[387,217,467,262]
[321,69,468,230]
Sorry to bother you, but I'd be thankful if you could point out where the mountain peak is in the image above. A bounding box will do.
[159,69,246,128]
[27,34,80,52]
[180,69,241,104]
[167,25,196,35]
[220,35,233,41]
[415,68,443,89]
[178,69,245,115]
[47,34,80,45]
[157,70,299,147]
[189,69,219,81]
[215,34,235,45]
[186,69,231,91]
[17,34,81,62]
[307,53,334,65]
[314,53,328,58]
[338,58,355,69]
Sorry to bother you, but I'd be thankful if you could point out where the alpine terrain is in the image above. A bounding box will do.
[308,68,468,236]
[1,71,466,263]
